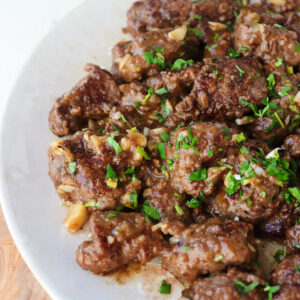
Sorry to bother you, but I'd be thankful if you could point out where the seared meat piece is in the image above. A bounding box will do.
[165,122,238,197]
[286,225,300,254]
[48,129,148,210]
[234,23,300,67]
[187,57,268,121]
[207,147,281,223]
[182,268,265,300]
[272,254,300,286]
[273,285,300,300]
[49,64,120,137]
[127,0,191,36]
[264,0,300,13]
[204,32,233,59]
[112,28,199,82]
[243,74,300,144]
[76,212,165,274]
[259,203,300,237]
[192,0,238,23]
[284,11,300,40]
[143,180,191,222]
[159,218,256,283]
[284,135,300,158]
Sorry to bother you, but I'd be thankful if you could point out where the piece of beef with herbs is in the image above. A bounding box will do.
[263,0,300,14]
[112,28,199,83]
[126,0,192,36]
[273,284,300,300]
[284,135,300,159]
[206,146,281,223]
[158,217,257,284]
[259,203,300,237]
[49,64,121,137]
[48,128,148,210]
[165,122,239,198]
[234,23,300,68]
[272,254,300,286]
[182,268,265,300]
[187,57,268,121]
[76,211,166,274]
[286,225,300,254]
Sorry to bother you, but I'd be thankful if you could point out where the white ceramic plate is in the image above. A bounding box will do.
[0,1,182,299]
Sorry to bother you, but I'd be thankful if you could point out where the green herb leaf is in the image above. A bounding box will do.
[160,280,171,294]
[296,44,300,53]
[208,149,214,157]
[235,65,245,77]
[264,282,280,300]
[106,164,117,179]
[188,27,204,37]
[137,146,151,160]
[275,58,283,67]
[156,87,168,95]
[157,142,166,159]
[130,192,138,208]
[175,204,184,216]
[229,48,241,58]
[142,200,161,220]
[160,132,170,142]
[214,254,224,262]
[68,162,76,174]
[236,132,246,143]
[189,169,207,181]
[171,58,194,71]
[235,281,260,294]
[84,201,100,208]
[240,146,249,155]
[107,134,122,154]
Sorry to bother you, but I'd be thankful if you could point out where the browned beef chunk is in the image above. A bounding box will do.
[192,0,238,23]
[127,0,192,36]
[48,129,148,210]
[112,29,199,82]
[187,57,268,121]
[234,23,300,67]
[259,203,300,237]
[207,147,281,223]
[204,32,233,59]
[273,285,300,300]
[76,212,165,274]
[182,268,265,300]
[143,180,191,222]
[263,0,300,13]
[48,64,121,136]
[286,225,300,254]
[272,255,300,286]
[159,218,256,283]
[165,122,239,198]
[284,135,300,158]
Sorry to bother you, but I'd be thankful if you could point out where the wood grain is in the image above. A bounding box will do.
[0,206,51,300]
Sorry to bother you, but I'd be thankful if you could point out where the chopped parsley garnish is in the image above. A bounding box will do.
[135,101,141,108]
[235,132,246,143]
[208,149,214,157]
[143,49,165,69]
[156,87,168,95]
[225,171,241,195]
[182,245,191,251]
[189,168,207,181]
[296,44,300,53]
[275,58,283,67]
[186,192,205,208]
[240,146,249,155]
[157,142,166,159]
[105,212,117,221]
[160,280,171,294]
[273,248,286,264]
[143,87,154,105]
[235,65,244,77]
[239,98,278,119]
[213,33,220,42]
[171,58,194,71]
[235,281,259,294]
[129,192,138,208]
[137,146,151,160]
[241,46,249,51]
[193,15,202,20]
[142,200,161,220]
[188,27,204,37]
[206,44,217,51]
[222,127,231,134]
[68,162,76,174]
[264,282,280,300]
[214,254,224,262]
[160,132,170,142]
[84,201,100,208]
[106,164,117,179]
[296,265,300,273]
[279,85,291,97]
[175,204,184,216]
[274,24,285,30]
[125,167,136,181]
[288,187,300,201]
[228,48,241,58]
[107,134,122,154]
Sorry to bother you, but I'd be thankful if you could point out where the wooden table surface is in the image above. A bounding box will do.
[0,206,51,300]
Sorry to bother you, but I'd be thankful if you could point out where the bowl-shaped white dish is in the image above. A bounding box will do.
[0,0,182,299]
